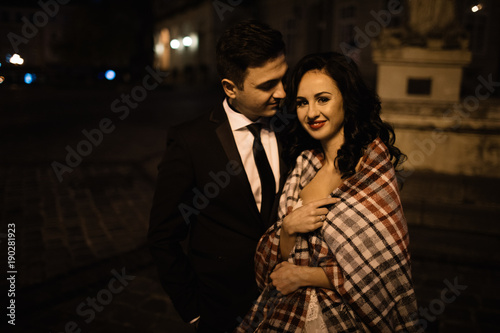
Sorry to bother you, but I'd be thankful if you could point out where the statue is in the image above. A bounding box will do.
[408,0,457,38]
[374,0,468,49]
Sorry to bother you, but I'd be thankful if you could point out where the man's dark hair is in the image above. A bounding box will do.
[216,20,285,89]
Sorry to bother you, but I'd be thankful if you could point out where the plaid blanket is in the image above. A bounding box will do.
[236,138,420,332]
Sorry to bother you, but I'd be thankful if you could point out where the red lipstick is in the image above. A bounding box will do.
[308,120,326,130]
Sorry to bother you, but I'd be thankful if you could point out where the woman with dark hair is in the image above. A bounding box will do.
[237,52,420,332]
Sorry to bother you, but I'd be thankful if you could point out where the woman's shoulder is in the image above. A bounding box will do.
[283,149,324,192]
[365,137,390,161]
[295,149,324,165]
[355,137,395,176]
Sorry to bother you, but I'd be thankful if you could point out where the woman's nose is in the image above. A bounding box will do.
[306,104,320,118]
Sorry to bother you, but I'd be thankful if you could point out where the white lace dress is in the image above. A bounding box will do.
[304,289,328,332]
[293,199,329,333]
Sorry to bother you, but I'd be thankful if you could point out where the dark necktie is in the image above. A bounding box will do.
[247,123,276,223]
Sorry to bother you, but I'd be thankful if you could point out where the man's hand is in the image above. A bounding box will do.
[270,262,334,295]
[270,262,304,295]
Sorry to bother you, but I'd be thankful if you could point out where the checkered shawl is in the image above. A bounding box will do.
[236,138,420,332]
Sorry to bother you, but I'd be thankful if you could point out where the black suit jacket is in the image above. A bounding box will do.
[148,103,287,332]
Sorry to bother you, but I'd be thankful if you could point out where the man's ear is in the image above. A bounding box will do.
[222,79,238,99]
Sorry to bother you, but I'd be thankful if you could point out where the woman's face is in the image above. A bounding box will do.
[296,70,345,145]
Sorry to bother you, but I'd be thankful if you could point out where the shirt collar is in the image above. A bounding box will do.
[223,98,268,131]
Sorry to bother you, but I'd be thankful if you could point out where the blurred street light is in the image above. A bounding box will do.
[24,73,35,84]
[155,43,165,55]
[183,36,193,47]
[105,70,116,80]
[471,4,483,12]
[170,39,180,49]
[9,54,24,65]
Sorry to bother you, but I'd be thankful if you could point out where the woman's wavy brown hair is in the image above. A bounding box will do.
[281,52,406,178]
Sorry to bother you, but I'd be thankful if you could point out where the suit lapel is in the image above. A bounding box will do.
[210,105,291,231]
[277,136,288,191]
[265,123,289,229]
[210,106,263,224]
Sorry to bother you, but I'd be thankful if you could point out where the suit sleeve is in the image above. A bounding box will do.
[148,126,200,322]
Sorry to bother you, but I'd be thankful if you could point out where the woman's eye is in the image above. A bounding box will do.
[318,97,329,103]
[296,100,307,107]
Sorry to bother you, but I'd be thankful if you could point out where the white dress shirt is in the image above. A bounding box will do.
[223,99,280,211]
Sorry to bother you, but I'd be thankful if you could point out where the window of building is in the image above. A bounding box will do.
[407,78,432,95]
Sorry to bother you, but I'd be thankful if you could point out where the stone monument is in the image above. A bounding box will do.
[371,1,500,179]
[372,0,471,103]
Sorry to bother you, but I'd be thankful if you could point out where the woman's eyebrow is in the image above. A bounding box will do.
[314,91,332,97]
[296,92,331,99]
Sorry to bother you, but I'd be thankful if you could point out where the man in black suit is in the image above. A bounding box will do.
[148,21,288,332]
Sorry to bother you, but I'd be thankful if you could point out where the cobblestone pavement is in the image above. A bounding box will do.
[3,161,498,333]
[2,161,194,333]
[401,172,500,332]
[1,85,499,332]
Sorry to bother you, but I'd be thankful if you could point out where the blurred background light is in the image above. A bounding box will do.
[170,39,180,49]
[155,43,165,55]
[105,70,116,80]
[0,76,4,84]
[471,4,483,12]
[182,36,193,47]
[24,73,36,84]
[10,54,24,65]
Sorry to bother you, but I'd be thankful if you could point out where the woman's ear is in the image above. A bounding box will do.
[222,79,238,99]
